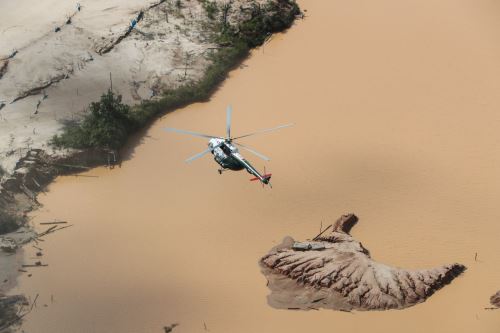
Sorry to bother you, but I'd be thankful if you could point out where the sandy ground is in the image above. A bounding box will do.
[6,0,500,332]
[0,0,235,176]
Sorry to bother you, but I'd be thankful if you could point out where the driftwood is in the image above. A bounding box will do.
[22,264,48,268]
[51,163,91,170]
[312,224,332,240]
[52,224,73,232]
[39,221,67,225]
[0,60,8,80]
[36,224,73,238]
[37,226,57,237]
[163,323,179,333]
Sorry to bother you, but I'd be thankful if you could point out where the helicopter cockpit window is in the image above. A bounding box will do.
[221,145,231,155]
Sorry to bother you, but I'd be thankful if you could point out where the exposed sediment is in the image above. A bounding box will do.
[0,294,27,332]
[260,214,466,311]
[0,148,111,226]
[0,0,300,180]
[0,1,300,329]
[0,148,112,329]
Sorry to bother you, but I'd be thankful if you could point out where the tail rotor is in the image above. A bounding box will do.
[249,166,272,188]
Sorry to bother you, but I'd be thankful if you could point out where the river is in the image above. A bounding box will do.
[10,0,500,332]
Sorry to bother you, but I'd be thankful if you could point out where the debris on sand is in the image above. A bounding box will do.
[163,323,179,332]
[0,60,8,80]
[0,294,28,331]
[0,237,17,253]
[260,214,466,311]
[490,291,500,308]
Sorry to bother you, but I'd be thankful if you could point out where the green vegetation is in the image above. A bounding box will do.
[52,0,299,151]
[239,1,300,47]
[202,0,218,20]
[52,90,137,150]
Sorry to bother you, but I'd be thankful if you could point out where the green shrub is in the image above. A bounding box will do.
[52,90,137,150]
[53,0,299,151]
[131,37,249,126]
[203,0,218,20]
[239,1,300,47]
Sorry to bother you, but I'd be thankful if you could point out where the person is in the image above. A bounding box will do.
[76,2,81,11]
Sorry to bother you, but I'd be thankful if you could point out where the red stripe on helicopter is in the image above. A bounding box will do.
[250,174,272,181]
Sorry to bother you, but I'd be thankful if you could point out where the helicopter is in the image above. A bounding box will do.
[164,106,293,187]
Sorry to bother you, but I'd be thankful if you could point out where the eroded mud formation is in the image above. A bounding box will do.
[260,214,466,311]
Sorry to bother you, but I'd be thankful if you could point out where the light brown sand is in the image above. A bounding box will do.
[9,0,500,332]
[0,0,242,174]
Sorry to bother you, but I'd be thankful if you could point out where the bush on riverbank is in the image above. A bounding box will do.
[52,90,137,150]
[52,0,299,151]
[239,0,300,47]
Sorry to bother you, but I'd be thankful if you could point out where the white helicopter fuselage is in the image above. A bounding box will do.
[165,106,291,186]
[208,138,266,182]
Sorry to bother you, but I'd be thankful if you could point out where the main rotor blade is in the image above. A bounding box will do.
[232,123,294,140]
[164,127,220,139]
[226,105,232,139]
[185,148,212,163]
[234,142,270,161]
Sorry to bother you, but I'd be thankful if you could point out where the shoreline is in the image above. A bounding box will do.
[5,0,500,331]
[0,1,301,330]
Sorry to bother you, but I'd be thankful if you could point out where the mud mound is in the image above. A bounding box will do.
[260,214,466,311]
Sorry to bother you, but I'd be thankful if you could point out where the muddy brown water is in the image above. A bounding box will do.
[10,0,500,332]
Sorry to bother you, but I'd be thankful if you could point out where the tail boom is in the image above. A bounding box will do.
[250,173,272,184]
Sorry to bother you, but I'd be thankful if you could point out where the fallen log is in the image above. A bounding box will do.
[312,224,332,240]
[37,225,57,237]
[39,221,67,225]
[51,163,91,170]
[53,224,73,232]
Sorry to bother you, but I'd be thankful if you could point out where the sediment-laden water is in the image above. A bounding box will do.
[10,0,500,332]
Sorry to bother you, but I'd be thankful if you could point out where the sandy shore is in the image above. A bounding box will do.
[9,0,500,331]
[0,0,299,329]
[0,0,276,176]
[4,0,500,332]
